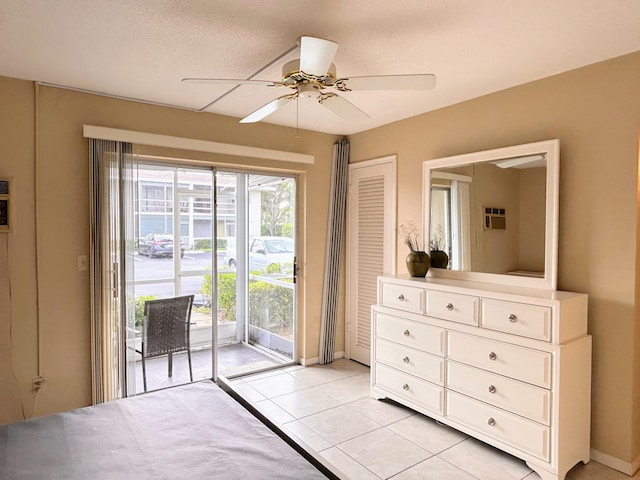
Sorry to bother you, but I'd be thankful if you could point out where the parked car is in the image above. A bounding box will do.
[138,234,185,258]
[224,236,294,271]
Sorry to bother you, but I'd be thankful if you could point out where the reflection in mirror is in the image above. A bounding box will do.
[431,160,546,275]
[423,140,559,290]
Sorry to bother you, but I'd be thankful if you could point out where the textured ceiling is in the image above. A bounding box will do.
[1,1,639,135]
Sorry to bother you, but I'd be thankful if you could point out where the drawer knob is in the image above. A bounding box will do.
[488,385,496,394]
[446,303,454,311]
[403,356,410,364]
[403,329,410,337]
[508,313,517,323]
[488,352,497,361]
[398,294,405,301]
[402,383,410,391]
[487,417,496,427]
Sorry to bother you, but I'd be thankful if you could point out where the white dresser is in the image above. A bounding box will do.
[371,274,591,480]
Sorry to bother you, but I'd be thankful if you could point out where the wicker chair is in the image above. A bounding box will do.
[139,295,194,392]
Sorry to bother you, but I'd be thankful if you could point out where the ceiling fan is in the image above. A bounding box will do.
[182,36,437,124]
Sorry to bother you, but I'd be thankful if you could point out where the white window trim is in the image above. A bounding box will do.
[83,125,315,165]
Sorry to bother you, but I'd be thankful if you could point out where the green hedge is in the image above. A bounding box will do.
[217,272,237,322]
[198,270,292,331]
[248,279,293,333]
[194,238,212,250]
[134,295,157,327]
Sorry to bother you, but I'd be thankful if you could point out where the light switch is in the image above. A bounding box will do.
[77,255,88,271]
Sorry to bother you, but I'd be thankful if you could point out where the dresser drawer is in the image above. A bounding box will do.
[446,391,550,461]
[447,331,552,388]
[376,338,445,385]
[374,312,445,356]
[446,361,551,425]
[380,282,424,314]
[481,299,552,342]
[375,363,444,415]
[426,290,478,325]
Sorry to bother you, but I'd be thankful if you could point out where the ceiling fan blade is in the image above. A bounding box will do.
[299,36,338,76]
[340,74,437,91]
[182,78,283,87]
[239,94,297,123]
[318,94,369,122]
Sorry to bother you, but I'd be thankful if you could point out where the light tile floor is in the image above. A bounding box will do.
[230,359,640,480]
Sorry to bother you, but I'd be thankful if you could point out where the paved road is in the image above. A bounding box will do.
[133,251,231,302]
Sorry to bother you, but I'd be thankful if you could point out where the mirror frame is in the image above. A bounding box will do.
[422,139,560,290]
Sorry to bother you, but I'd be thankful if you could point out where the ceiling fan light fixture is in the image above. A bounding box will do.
[298,83,322,99]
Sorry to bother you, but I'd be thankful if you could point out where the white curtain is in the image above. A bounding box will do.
[90,139,135,403]
[451,179,471,271]
[318,138,349,365]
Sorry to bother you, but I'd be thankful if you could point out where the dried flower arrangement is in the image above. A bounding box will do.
[399,221,423,252]
[430,224,446,251]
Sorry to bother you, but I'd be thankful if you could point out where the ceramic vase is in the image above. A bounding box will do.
[406,251,430,277]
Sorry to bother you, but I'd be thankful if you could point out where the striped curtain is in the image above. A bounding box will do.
[318,138,349,364]
[89,139,134,403]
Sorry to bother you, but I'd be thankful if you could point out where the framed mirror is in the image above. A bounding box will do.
[422,139,559,290]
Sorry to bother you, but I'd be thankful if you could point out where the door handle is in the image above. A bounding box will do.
[111,262,119,299]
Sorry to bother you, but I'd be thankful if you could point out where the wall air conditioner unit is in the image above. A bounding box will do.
[0,178,12,233]
[483,206,506,230]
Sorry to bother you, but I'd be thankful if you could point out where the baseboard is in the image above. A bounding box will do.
[299,351,344,367]
[590,448,640,476]
[300,357,318,366]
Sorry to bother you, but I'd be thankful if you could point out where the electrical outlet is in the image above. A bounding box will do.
[32,376,45,392]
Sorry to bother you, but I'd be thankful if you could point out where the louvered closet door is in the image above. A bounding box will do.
[347,157,396,365]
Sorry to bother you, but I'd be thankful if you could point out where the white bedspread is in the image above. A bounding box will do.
[0,381,329,479]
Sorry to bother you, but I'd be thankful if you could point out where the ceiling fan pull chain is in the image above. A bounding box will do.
[295,95,300,138]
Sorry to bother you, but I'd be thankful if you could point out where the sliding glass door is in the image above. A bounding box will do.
[99,159,298,396]
[215,172,297,377]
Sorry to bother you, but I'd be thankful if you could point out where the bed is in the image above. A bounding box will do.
[0,380,336,479]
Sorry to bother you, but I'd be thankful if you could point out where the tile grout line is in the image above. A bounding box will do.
[254,371,435,479]
[430,446,485,480]
[241,368,387,478]
[239,369,484,479]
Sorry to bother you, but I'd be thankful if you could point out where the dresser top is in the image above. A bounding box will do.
[381,274,586,302]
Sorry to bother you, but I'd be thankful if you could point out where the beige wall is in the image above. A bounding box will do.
[350,52,640,465]
[0,77,38,424]
[518,167,546,272]
[0,78,340,423]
